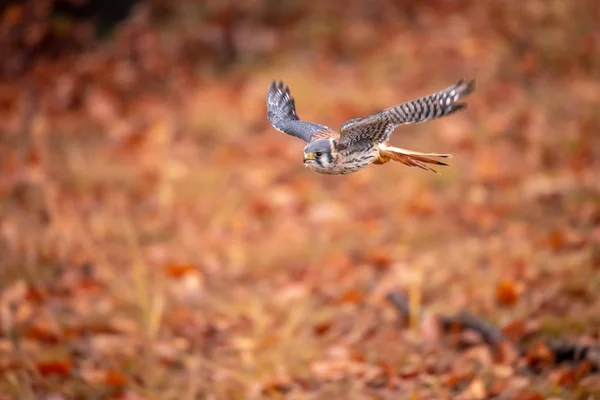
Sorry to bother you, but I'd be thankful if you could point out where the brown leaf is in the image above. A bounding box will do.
[3,4,25,26]
[37,360,72,377]
[515,391,544,400]
[26,287,46,304]
[443,367,473,389]
[25,324,60,343]
[546,229,569,251]
[250,199,272,218]
[261,378,293,396]
[501,318,526,341]
[495,278,520,306]
[364,248,393,270]
[377,361,396,381]
[163,263,199,278]
[487,379,508,397]
[313,321,332,336]
[105,370,128,387]
[525,342,555,369]
[339,289,364,305]
[494,340,519,365]
[398,366,422,380]
[549,362,591,389]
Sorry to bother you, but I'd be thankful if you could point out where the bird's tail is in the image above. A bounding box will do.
[377,143,452,174]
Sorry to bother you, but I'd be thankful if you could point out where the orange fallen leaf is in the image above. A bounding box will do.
[443,367,473,389]
[496,278,520,306]
[163,264,199,278]
[25,324,61,343]
[250,199,272,218]
[515,392,544,400]
[575,360,592,379]
[487,379,508,397]
[493,340,519,365]
[261,378,293,396]
[398,366,421,380]
[339,289,364,304]
[105,370,128,387]
[377,361,396,381]
[78,279,105,292]
[313,321,332,336]
[525,342,554,369]
[550,366,576,388]
[364,248,393,270]
[25,286,45,303]
[501,318,526,341]
[37,360,72,377]
[3,4,25,26]
[546,229,565,251]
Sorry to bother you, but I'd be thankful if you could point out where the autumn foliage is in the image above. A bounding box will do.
[1,0,600,398]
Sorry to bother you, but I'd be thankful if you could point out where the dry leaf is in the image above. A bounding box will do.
[105,370,128,387]
[313,321,332,336]
[339,289,364,304]
[37,360,72,377]
[525,342,555,369]
[463,377,486,399]
[501,318,526,341]
[514,390,544,400]
[261,378,293,396]
[487,379,508,397]
[495,278,520,306]
[494,340,519,365]
[163,263,199,278]
[364,248,393,270]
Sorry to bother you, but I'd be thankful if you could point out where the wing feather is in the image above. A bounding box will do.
[267,81,333,143]
[339,79,476,146]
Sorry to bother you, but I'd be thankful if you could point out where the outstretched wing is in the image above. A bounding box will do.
[338,79,476,146]
[267,81,334,143]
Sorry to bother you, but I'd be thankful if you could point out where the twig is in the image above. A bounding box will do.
[385,290,600,373]
[385,291,411,322]
[439,311,505,346]
[547,341,600,371]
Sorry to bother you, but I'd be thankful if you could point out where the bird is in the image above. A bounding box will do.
[266,79,476,175]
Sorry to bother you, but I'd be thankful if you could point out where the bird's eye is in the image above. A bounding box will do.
[314,152,322,157]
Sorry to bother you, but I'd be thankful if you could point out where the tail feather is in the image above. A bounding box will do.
[378,144,452,174]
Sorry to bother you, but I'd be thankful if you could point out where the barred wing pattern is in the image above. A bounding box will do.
[338,79,476,146]
[266,81,334,143]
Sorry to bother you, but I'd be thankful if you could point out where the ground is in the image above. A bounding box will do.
[1,1,600,399]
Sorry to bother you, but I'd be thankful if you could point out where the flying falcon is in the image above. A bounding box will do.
[266,79,476,175]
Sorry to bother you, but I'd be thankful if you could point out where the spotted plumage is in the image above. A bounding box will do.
[266,79,476,175]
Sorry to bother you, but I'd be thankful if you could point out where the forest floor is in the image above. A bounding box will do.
[1,1,600,399]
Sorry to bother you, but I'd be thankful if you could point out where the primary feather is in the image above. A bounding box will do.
[339,79,476,145]
[266,81,331,143]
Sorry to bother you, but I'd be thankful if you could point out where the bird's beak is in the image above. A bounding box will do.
[303,153,315,163]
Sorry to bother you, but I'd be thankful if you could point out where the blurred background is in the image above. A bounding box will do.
[0,0,599,398]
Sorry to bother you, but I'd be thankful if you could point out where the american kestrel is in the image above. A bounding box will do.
[266,79,476,175]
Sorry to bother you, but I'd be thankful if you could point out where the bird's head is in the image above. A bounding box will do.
[303,139,337,170]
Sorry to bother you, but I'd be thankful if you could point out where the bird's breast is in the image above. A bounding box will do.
[316,145,379,175]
